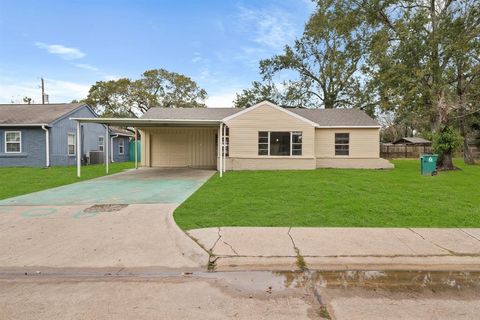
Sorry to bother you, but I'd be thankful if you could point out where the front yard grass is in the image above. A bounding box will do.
[0,162,134,200]
[174,159,480,230]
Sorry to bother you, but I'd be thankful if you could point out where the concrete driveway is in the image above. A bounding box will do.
[0,167,213,206]
[0,168,214,270]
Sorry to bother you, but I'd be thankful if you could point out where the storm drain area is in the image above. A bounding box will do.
[83,204,129,213]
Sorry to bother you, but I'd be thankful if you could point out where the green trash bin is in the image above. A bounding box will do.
[420,154,438,176]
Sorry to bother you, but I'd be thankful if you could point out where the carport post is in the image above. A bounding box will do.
[105,125,109,174]
[76,121,81,178]
[134,127,138,169]
[219,123,223,177]
[222,123,226,173]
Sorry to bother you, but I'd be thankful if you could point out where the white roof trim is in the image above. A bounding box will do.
[0,123,49,127]
[316,125,381,129]
[70,117,221,126]
[221,101,319,127]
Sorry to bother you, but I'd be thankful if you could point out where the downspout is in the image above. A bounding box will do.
[41,125,50,167]
[110,134,119,163]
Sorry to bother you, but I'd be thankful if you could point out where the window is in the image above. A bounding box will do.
[258,131,269,155]
[270,132,291,155]
[292,132,302,155]
[258,131,303,156]
[5,131,21,153]
[335,133,350,156]
[223,126,229,157]
[98,136,104,152]
[67,134,76,156]
[119,139,125,155]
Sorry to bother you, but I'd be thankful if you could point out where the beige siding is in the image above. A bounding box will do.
[139,127,217,168]
[139,129,151,167]
[315,128,380,159]
[225,104,316,160]
[316,158,393,169]
[228,157,315,170]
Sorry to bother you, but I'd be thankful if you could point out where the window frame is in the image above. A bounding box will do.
[334,132,350,156]
[215,126,230,157]
[98,136,105,152]
[67,133,76,156]
[4,131,22,153]
[258,131,269,156]
[118,138,125,155]
[223,126,229,157]
[258,131,303,157]
[291,131,302,156]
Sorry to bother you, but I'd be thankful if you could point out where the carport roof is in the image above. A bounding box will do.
[143,107,240,120]
[70,117,223,126]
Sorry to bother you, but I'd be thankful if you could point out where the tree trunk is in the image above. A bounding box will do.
[462,135,475,164]
[456,59,475,165]
[437,152,455,170]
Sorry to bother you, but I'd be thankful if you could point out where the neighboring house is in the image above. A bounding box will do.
[74,101,393,171]
[393,137,432,146]
[109,127,132,163]
[0,103,106,167]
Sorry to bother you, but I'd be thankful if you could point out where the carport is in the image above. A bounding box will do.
[71,117,228,177]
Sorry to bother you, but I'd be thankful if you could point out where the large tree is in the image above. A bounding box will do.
[85,69,207,117]
[253,0,372,111]
[233,80,318,108]
[362,0,480,169]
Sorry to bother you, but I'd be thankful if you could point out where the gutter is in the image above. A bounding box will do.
[110,134,119,162]
[0,124,48,127]
[41,125,50,167]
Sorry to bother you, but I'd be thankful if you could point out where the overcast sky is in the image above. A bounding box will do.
[0,0,314,107]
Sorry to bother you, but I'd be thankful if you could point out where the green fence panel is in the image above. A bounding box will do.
[129,140,141,162]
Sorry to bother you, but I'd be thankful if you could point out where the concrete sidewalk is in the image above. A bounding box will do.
[188,227,480,271]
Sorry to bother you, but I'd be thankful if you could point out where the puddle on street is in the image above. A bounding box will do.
[197,270,480,293]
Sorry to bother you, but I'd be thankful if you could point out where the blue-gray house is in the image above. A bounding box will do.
[0,103,130,167]
[109,127,132,163]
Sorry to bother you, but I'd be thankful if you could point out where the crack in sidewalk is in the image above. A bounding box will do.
[210,227,222,252]
[408,228,459,255]
[288,227,307,270]
[460,229,480,243]
[211,228,238,255]
[222,241,239,255]
[287,227,331,318]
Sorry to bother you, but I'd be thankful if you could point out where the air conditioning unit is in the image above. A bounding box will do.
[89,151,104,164]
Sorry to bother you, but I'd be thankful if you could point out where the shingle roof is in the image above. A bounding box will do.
[142,107,240,120]
[0,103,85,125]
[289,108,379,127]
[110,127,134,136]
[141,106,379,127]
[394,137,431,144]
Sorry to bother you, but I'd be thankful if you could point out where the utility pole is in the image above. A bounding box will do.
[41,78,45,104]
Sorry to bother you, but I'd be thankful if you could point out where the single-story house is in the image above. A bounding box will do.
[73,101,393,176]
[109,127,133,163]
[393,137,432,146]
[0,103,129,167]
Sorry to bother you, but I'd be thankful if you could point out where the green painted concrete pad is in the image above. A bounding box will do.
[0,178,205,206]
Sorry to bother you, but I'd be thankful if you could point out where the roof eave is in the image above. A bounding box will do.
[316,125,381,129]
[71,117,222,126]
[0,123,50,127]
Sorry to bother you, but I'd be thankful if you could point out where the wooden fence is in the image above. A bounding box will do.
[381,145,432,159]
[381,144,480,159]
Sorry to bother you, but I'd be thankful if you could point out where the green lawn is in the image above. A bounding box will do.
[174,160,480,230]
[0,162,134,200]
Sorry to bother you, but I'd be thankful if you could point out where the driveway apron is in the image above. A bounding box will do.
[0,168,214,270]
